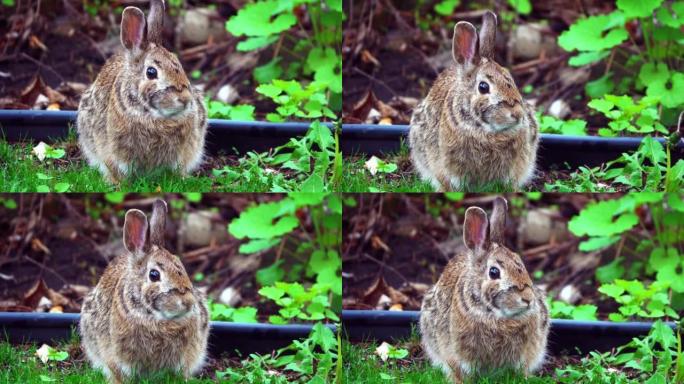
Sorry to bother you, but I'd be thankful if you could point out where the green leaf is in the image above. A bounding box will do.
[253,58,283,84]
[588,98,615,115]
[568,199,639,237]
[599,283,626,298]
[585,73,615,99]
[232,306,258,323]
[617,0,664,18]
[228,201,299,239]
[569,51,610,67]
[558,12,628,52]
[596,257,625,283]
[255,260,286,286]
[507,0,531,14]
[225,1,297,37]
[434,0,460,16]
[104,192,126,204]
[53,183,70,193]
[239,238,280,254]
[236,35,279,51]
[36,185,50,193]
[573,304,598,320]
[579,235,620,251]
[229,105,255,121]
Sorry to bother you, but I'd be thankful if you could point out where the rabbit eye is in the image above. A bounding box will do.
[488,266,500,279]
[149,269,161,282]
[478,81,490,94]
[146,66,158,80]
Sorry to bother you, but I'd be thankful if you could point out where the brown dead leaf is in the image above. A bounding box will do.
[361,276,410,309]
[19,75,46,106]
[370,235,391,253]
[23,279,49,309]
[360,49,380,67]
[31,238,51,254]
[349,90,378,123]
[29,35,48,51]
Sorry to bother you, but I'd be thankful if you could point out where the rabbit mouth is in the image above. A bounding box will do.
[152,295,191,319]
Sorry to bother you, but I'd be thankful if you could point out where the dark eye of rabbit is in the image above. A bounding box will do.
[478,81,490,94]
[488,266,500,279]
[149,269,161,282]
[146,66,158,80]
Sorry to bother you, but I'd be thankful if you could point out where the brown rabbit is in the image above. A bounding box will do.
[409,11,539,191]
[420,197,549,383]
[77,0,207,183]
[79,199,209,384]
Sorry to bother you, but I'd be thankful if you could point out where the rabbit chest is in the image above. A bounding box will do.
[442,127,532,181]
[453,315,540,368]
[108,115,201,168]
[111,314,203,370]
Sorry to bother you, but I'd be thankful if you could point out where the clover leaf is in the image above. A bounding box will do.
[558,12,628,52]
[617,0,664,19]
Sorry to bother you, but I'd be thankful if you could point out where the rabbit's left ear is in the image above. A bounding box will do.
[147,0,165,45]
[452,21,480,68]
[479,11,497,59]
[121,7,147,53]
[149,199,167,247]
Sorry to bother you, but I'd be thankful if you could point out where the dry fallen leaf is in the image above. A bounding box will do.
[35,344,52,364]
[375,341,391,362]
[364,156,380,175]
[32,141,49,161]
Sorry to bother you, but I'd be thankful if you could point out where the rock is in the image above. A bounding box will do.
[548,99,571,119]
[519,208,569,246]
[559,67,591,89]
[510,24,543,60]
[216,84,239,105]
[219,286,241,307]
[182,211,229,247]
[180,8,210,44]
[558,284,581,304]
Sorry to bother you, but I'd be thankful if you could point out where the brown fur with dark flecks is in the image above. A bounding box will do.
[77,0,207,183]
[79,200,209,384]
[409,11,539,191]
[420,197,549,383]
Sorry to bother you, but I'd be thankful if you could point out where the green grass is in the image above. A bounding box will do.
[0,139,299,192]
[0,339,225,384]
[342,340,562,384]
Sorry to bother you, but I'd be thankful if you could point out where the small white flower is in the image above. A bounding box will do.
[32,142,49,162]
[365,156,381,176]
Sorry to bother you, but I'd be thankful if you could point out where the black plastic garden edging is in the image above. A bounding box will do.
[342,310,677,356]
[0,110,327,156]
[341,124,684,169]
[0,312,336,355]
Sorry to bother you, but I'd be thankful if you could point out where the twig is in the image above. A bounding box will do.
[352,67,398,97]
[24,255,70,286]
[362,252,409,285]
[20,53,65,83]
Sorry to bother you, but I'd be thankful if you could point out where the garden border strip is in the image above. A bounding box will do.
[341,310,677,356]
[0,312,336,355]
[340,124,684,169]
[0,110,332,155]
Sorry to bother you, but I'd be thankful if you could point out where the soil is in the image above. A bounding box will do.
[342,193,623,317]
[0,193,305,320]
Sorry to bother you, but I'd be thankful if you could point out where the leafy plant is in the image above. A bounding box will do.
[588,94,668,136]
[256,80,336,122]
[225,0,342,97]
[206,99,256,121]
[537,114,588,136]
[558,0,684,117]
[208,301,259,323]
[599,279,679,321]
[549,300,599,321]
[259,282,339,324]
[216,322,337,383]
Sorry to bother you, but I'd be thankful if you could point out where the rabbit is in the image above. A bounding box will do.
[77,0,207,183]
[79,199,209,384]
[409,11,539,191]
[419,197,549,383]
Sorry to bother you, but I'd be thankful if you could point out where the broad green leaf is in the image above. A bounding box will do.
[558,12,628,52]
[434,0,460,16]
[617,0,664,18]
[228,201,299,239]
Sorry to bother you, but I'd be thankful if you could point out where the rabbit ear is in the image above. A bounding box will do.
[124,209,149,256]
[463,207,490,252]
[147,0,165,45]
[149,199,167,247]
[479,11,497,59]
[452,21,480,67]
[121,7,147,52]
[489,196,508,244]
